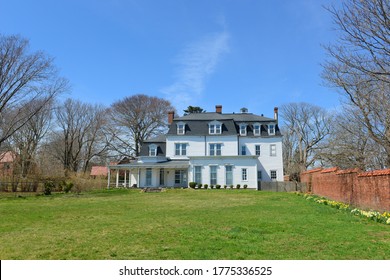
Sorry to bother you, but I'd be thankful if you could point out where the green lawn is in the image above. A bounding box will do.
[0,189,389,260]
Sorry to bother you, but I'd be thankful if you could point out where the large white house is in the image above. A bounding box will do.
[108,105,284,189]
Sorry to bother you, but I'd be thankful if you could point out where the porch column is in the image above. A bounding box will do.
[116,169,119,188]
[137,168,140,188]
[124,170,127,188]
[107,166,111,189]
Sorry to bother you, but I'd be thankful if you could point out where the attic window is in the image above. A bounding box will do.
[268,124,275,135]
[209,121,222,135]
[177,122,185,135]
[239,123,247,136]
[149,144,157,156]
[253,123,261,136]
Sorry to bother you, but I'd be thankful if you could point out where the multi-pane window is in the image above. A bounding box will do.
[270,170,277,181]
[210,166,217,185]
[270,144,276,156]
[255,145,261,156]
[159,168,164,186]
[177,123,185,135]
[242,168,248,181]
[209,124,222,134]
[194,166,202,184]
[225,165,233,185]
[146,168,152,186]
[175,170,187,185]
[175,143,187,156]
[254,124,261,136]
[268,124,275,135]
[241,145,246,155]
[240,124,247,136]
[210,143,222,156]
[149,146,157,156]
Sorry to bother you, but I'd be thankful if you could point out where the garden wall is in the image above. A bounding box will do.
[301,168,390,212]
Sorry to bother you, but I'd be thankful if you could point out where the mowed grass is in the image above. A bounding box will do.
[0,189,389,260]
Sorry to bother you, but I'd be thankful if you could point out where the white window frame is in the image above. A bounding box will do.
[210,165,218,185]
[175,143,187,156]
[239,123,247,136]
[242,168,248,181]
[225,165,233,185]
[177,122,186,135]
[270,144,276,157]
[253,123,261,136]
[268,123,275,135]
[209,121,222,135]
[194,166,202,184]
[209,143,222,156]
[149,144,157,156]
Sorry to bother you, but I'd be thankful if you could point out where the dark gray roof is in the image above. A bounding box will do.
[144,135,166,143]
[167,112,281,137]
[176,112,274,122]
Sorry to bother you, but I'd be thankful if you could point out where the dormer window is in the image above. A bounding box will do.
[239,123,247,136]
[268,124,275,135]
[209,121,222,135]
[177,122,186,135]
[149,144,157,156]
[253,123,261,136]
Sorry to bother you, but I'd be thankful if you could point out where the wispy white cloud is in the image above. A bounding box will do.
[161,30,230,111]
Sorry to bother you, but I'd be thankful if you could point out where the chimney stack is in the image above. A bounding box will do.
[168,111,175,124]
[274,107,279,123]
[215,105,222,114]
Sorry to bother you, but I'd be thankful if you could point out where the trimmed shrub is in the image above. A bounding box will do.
[64,181,74,193]
[236,184,241,189]
[243,184,248,189]
[230,185,234,189]
[44,181,55,195]
[224,185,227,189]
[216,184,221,189]
[189,182,197,189]
[210,185,214,189]
[197,184,202,189]
[204,184,209,189]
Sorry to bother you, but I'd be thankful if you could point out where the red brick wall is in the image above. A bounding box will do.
[301,168,390,212]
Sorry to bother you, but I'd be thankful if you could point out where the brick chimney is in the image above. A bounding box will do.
[274,107,279,123]
[215,105,222,114]
[168,111,175,124]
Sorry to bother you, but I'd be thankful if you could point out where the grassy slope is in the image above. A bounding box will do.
[0,189,389,260]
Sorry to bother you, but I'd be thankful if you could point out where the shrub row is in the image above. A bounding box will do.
[189,182,248,189]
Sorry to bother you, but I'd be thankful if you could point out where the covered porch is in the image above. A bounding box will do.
[107,160,190,189]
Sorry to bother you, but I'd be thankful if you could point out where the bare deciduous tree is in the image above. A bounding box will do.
[322,0,390,166]
[108,94,175,156]
[7,98,53,177]
[281,102,331,176]
[51,98,108,174]
[0,34,68,147]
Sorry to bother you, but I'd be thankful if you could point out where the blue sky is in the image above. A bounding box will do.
[0,0,339,117]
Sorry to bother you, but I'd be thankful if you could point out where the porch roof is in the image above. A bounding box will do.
[108,160,189,169]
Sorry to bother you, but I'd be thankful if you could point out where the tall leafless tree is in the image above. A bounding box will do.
[281,102,331,176]
[50,98,108,174]
[0,34,68,148]
[107,94,175,157]
[322,0,390,166]
[7,98,53,177]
